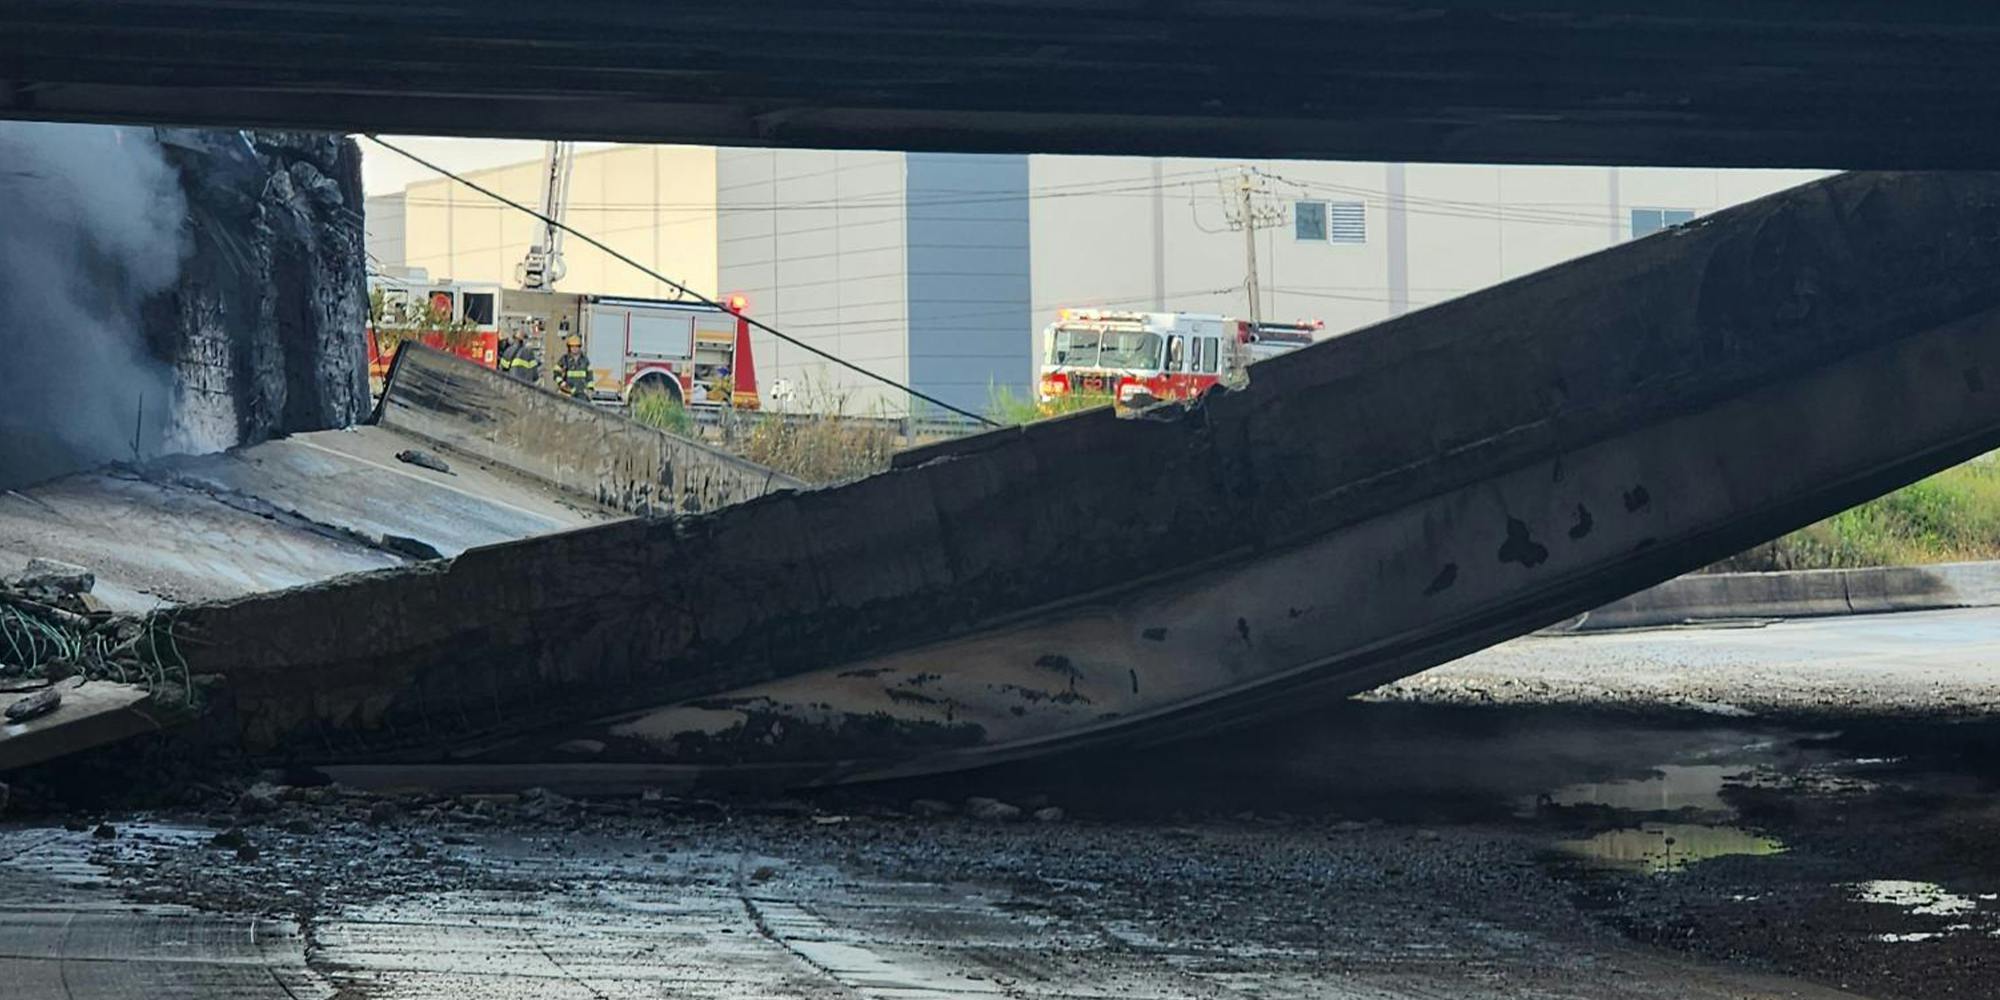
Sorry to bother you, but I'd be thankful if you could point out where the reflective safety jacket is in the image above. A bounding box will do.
[557,351,592,396]
[506,340,542,382]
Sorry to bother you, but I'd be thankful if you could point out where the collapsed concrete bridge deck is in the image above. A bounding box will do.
[0,347,797,616]
[120,169,2000,784]
[0,347,801,768]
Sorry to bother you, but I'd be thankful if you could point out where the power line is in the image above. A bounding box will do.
[399,167,1217,214]
[364,135,997,428]
[1256,168,1636,231]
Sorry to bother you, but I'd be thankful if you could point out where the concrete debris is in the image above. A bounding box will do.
[10,558,93,597]
[91,822,115,839]
[235,782,282,815]
[520,787,574,820]
[0,588,192,715]
[394,448,452,474]
[4,686,60,722]
[378,534,444,561]
[964,797,1023,822]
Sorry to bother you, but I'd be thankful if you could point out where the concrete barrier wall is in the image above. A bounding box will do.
[375,345,802,516]
[1561,561,2000,631]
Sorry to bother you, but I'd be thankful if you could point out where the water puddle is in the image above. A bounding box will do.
[1529,764,1741,815]
[1556,822,1785,873]
[1854,880,1978,916]
[1846,880,2000,944]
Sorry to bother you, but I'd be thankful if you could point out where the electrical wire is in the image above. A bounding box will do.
[365,135,998,427]
[398,166,1218,214]
[1256,168,1636,230]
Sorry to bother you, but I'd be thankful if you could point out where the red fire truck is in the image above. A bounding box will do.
[1037,308,1320,408]
[367,276,760,410]
[365,277,504,386]
[501,288,760,409]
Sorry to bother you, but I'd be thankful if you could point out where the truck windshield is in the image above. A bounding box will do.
[1050,327,1101,366]
[1097,331,1162,371]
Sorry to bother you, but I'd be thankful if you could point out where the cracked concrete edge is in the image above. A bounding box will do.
[1549,561,2000,632]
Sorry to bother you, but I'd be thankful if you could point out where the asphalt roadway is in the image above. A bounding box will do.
[5,607,2000,999]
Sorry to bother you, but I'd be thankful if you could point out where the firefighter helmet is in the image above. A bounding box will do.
[565,335,582,349]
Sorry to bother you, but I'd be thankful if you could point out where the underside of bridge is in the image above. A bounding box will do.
[7,3,2000,168]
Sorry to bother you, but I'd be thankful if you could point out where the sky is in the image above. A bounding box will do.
[359,135,616,197]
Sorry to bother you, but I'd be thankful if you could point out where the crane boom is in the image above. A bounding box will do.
[515,140,576,289]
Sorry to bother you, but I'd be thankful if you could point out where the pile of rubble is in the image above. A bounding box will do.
[1,558,190,723]
[3,557,108,616]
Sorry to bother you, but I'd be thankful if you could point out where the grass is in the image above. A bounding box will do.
[1713,457,2000,571]
[736,379,905,486]
[628,384,695,437]
[984,382,1115,425]
[728,381,1121,486]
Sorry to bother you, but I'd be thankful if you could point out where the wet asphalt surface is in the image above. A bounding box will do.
[5,607,2000,998]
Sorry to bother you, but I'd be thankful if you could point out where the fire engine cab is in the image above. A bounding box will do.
[366,276,504,382]
[1037,308,1320,408]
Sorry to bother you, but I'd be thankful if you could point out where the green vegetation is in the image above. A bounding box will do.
[984,382,1114,425]
[1714,457,2000,571]
[628,384,695,437]
[738,378,903,486]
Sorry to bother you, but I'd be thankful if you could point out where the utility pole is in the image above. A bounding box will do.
[1220,167,1284,326]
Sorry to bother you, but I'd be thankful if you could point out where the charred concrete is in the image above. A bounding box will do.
[148,130,369,452]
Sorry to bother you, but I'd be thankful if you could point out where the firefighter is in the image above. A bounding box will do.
[507,321,543,384]
[557,334,591,398]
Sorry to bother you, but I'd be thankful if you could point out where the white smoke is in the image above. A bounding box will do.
[0,121,188,488]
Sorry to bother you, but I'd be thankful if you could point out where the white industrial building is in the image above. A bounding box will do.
[366,145,1827,415]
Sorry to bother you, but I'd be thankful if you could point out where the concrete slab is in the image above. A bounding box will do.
[0,679,174,772]
[375,345,803,516]
[0,425,624,614]
[157,426,618,558]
